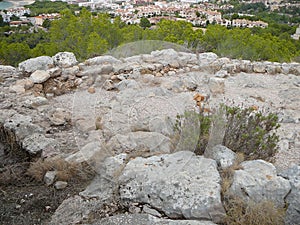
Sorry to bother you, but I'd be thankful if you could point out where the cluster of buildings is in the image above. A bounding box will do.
[1,0,268,30]
[108,2,268,28]
[0,7,60,28]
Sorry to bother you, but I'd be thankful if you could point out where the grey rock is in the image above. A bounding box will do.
[215,70,228,78]
[66,141,101,163]
[289,64,300,76]
[30,70,50,84]
[209,77,225,96]
[119,151,225,223]
[54,181,68,190]
[205,145,236,169]
[115,79,139,91]
[107,131,171,154]
[22,133,59,155]
[85,55,121,65]
[266,63,282,75]
[148,116,175,137]
[239,60,253,73]
[0,65,17,79]
[92,214,218,225]
[198,52,218,64]
[44,171,57,186]
[49,195,105,225]
[23,96,48,108]
[228,160,291,208]
[62,65,79,76]
[253,62,266,73]
[279,165,300,225]
[18,56,54,74]
[52,52,78,68]
[142,204,162,217]
[48,67,62,78]
[80,154,127,199]
[151,49,179,67]
[4,114,42,141]
[48,108,71,126]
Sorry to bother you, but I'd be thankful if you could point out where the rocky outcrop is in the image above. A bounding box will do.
[1,48,300,225]
[228,160,291,208]
[119,151,226,223]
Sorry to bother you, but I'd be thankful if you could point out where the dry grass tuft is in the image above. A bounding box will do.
[224,197,285,225]
[220,152,244,196]
[26,157,95,182]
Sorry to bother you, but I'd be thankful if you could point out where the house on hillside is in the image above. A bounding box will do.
[291,25,300,40]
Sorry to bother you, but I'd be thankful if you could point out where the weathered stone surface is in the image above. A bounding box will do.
[209,77,225,95]
[18,56,54,74]
[44,171,57,186]
[52,52,78,68]
[0,65,17,79]
[54,181,68,190]
[66,141,101,163]
[280,165,300,225]
[205,145,236,169]
[93,214,218,225]
[115,79,139,91]
[107,131,171,154]
[30,70,50,84]
[22,133,59,155]
[49,195,105,225]
[119,151,225,223]
[48,67,62,78]
[253,62,267,73]
[151,49,179,67]
[48,108,71,126]
[4,114,42,141]
[229,160,291,208]
[85,55,121,65]
[23,96,48,108]
[80,153,127,199]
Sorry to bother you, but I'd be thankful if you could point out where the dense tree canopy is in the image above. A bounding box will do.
[0,8,299,66]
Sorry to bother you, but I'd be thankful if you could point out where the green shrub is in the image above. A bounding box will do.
[174,104,280,161]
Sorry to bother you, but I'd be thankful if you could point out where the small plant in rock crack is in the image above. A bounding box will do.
[174,103,280,161]
[174,110,211,154]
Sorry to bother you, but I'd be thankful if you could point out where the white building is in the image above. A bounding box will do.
[291,25,300,40]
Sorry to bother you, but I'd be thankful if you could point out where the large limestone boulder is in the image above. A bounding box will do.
[228,160,291,208]
[280,165,300,225]
[93,214,218,225]
[18,56,54,75]
[119,151,226,223]
[52,52,78,68]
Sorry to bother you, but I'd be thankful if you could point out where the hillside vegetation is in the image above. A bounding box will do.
[0,7,300,66]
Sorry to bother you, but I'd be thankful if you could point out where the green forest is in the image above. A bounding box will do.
[0,7,300,66]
